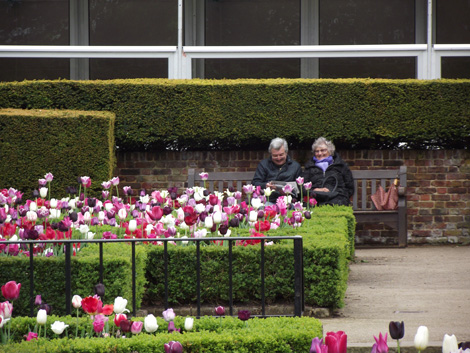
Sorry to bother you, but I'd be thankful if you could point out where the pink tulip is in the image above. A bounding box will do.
[131,321,143,334]
[1,281,21,301]
[373,332,389,353]
[0,301,13,319]
[93,315,107,333]
[325,331,347,353]
[25,332,38,341]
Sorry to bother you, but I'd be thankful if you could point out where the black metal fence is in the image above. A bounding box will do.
[0,236,304,318]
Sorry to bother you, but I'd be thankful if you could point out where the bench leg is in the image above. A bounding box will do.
[398,207,407,247]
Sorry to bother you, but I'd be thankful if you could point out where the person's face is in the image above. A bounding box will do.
[271,146,287,166]
[314,145,330,159]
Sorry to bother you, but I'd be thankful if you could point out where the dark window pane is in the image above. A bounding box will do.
[89,0,176,79]
[441,57,470,79]
[320,0,415,45]
[436,0,470,44]
[204,0,300,79]
[319,0,415,78]
[319,57,416,79]
[0,0,69,81]
[89,58,168,80]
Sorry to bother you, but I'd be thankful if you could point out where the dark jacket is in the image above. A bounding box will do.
[302,153,354,206]
[252,156,302,203]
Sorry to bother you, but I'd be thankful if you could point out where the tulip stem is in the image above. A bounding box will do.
[397,339,401,353]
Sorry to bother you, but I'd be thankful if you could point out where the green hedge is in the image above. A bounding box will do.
[144,206,353,309]
[0,243,147,317]
[0,315,322,353]
[0,79,469,151]
[0,108,115,196]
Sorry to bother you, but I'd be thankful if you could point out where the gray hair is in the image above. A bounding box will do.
[312,137,335,155]
[269,137,288,153]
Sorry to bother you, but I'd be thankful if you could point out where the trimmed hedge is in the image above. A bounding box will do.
[144,206,353,309]
[0,108,115,197]
[0,315,322,353]
[0,79,469,151]
[0,243,147,317]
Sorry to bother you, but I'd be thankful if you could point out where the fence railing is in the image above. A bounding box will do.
[0,235,304,318]
[1,44,470,79]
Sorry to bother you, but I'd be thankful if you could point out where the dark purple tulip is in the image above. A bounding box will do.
[69,211,78,222]
[389,321,405,340]
[58,221,69,232]
[26,229,39,240]
[32,189,39,198]
[91,217,100,226]
[459,342,470,350]
[229,217,240,228]
[304,211,311,219]
[79,193,85,201]
[120,319,132,332]
[218,224,228,235]
[238,310,251,321]
[39,303,52,315]
[106,210,115,219]
[203,190,210,197]
[87,198,96,207]
[51,222,59,230]
[163,206,173,215]
[94,283,105,298]
[257,210,264,219]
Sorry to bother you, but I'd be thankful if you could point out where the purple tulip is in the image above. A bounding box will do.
[310,337,324,353]
[238,310,251,321]
[215,306,225,316]
[165,341,183,353]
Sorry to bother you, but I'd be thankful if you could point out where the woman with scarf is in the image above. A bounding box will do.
[302,137,354,206]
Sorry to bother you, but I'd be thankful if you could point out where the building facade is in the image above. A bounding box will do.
[1,0,469,81]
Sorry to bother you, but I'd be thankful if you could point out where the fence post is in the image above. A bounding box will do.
[29,243,34,317]
[65,242,72,315]
[293,237,303,317]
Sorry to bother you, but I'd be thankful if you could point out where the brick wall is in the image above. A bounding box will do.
[116,149,470,246]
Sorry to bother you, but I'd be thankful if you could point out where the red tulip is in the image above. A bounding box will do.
[325,331,347,353]
[81,296,102,315]
[1,281,21,301]
[114,313,127,327]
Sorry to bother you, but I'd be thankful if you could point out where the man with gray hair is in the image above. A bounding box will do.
[252,137,302,204]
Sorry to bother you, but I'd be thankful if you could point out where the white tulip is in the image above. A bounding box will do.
[181,235,189,245]
[51,321,69,335]
[83,211,91,223]
[72,295,82,309]
[204,216,214,229]
[98,211,105,221]
[195,203,206,214]
[104,202,114,212]
[49,208,61,219]
[49,198,58,209]
[39,187,48,199]
[0,315,10,328]
[113,296,130,314]
[251,198,262,209]
[180,222,189,230]
[29,201,37,211]
[442,334,458,353]
[79,224,89,235]
[118,208,127,220]
[140,195,150,204]
[9,235,18,242]
[26,211,37,222]
[213,211,222,224]
[144,314,158,333]
[87,231,95,240]
[414,326,429,351]
[69,199,76,210]
[184,317,194,331]
[128,219,137,232]
[37,309,47,325]
[145,224,154,236]
[264,187,273,197]
[249,210,258,222]
[176,208,184,222]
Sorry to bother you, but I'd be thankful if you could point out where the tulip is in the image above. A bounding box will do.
[114,313,127,327]
[184,317,194,331]
[212,211,222,224]
[372,333,388,353]
[0,301,13,319]
[72,295,82,309]
[144,314,159,333]
[215,306,225,316]
[25,332,38,341]
[204,216,214,229]
[442,334,458,353]
[26,210,37,222]
[310,337,324,353]
[163,308,176,322]
[0,315,9,329]
[29,201,38,211]
[39,187,48,199]
[94,283,105,298]
[81,296,102,315]
[325,331,347,353]
[238,310,250,321]
[1,281,21,301]
[37,309,47,325]
[389,321,405,353]
[414,326,429,352]
[249,210,258,222]
[165,341,183,353]
[199,172,209,180]
[34,295,42,306]
[51,321,69,335]
[118,208,127,220]
[120,319,132,333]
[39,303,52,315]
[79,224,89,235]
[131,320,143,334]
[128,219,137,232]
[111,177,120,186]
[296,176,304,185]
[113,296,129,314]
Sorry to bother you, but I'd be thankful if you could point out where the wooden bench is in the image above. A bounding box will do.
[187,166,408,247]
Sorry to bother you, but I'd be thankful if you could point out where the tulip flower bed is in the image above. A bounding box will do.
[0,173,354,317]
[0,312,322,352]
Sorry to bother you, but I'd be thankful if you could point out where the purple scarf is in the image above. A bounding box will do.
[313,156,333,172]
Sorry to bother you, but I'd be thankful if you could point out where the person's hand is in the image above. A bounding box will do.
[313,187,330,192]
[266,181,275,189]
